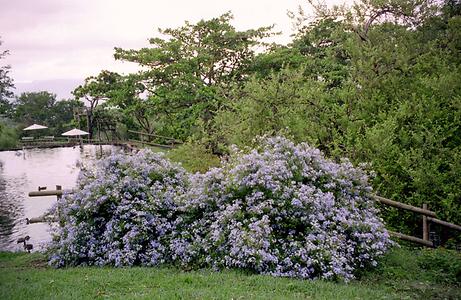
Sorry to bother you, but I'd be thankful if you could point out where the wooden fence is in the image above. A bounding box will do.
[127,130,182,149]
[26,185,65,224]
[373,195,461,247]
[18,137,109,150]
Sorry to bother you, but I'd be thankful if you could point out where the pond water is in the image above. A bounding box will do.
[0,145,122,251]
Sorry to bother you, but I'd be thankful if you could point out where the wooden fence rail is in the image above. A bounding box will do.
[127,130,182,149]
[373,195,461,247]
[128,139,174,149]
[373,195,436,217]
[427,217,461,232]
[127,130,182,142]
[29,189,66,197]
[26,185,65,224]
[388,231,434,247]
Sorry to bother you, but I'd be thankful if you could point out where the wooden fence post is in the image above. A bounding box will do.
[56,185,62,199]
[56,185,62,218]
[423,203,429,242]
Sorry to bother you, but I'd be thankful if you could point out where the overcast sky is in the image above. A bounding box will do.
[0,0,340,99]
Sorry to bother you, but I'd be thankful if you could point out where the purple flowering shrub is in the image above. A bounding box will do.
[178,137,391,280]
[48,137,391,280]
[48,149,188,267]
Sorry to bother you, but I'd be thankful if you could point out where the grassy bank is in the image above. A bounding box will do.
[1,248,460,300]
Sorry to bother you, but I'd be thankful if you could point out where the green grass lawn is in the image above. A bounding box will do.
[1,248,460,300]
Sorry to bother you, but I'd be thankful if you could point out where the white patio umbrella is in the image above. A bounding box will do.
[62,128,90,148]
[61,128,89,136]
[23,123,48,131]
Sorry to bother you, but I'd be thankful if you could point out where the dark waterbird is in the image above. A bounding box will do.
[24,244,33,252]
[17,236,30,244]
[17,236,33,252]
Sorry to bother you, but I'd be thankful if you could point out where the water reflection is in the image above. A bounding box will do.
[0,145,121,251]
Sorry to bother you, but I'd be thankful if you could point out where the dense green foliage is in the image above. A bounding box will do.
[167,142,221,173]
[0,121,18,150]
[0,39,18,149]
[1,248,460,299]
[360,247,461,298]
[215,0,461,237]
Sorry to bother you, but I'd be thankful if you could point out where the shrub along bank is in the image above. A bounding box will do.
[48,137,391,281]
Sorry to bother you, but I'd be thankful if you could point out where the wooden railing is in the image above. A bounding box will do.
[373,195,461,247]
[26,185,68,224]
[127,130,182,149]
[18,137,111,150]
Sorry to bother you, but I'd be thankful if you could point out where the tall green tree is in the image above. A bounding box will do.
[348,1,461,232]
[113,12,274,147]
[72,71,121,139]
[102,73,155,135]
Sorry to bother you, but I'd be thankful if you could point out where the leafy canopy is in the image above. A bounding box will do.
[113,12,275,141]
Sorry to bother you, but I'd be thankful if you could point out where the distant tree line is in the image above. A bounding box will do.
[0,89,84,146]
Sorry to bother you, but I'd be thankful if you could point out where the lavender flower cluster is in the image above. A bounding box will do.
[176,137,392,280]
[48,149,188,267]
[48,137,391,281]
